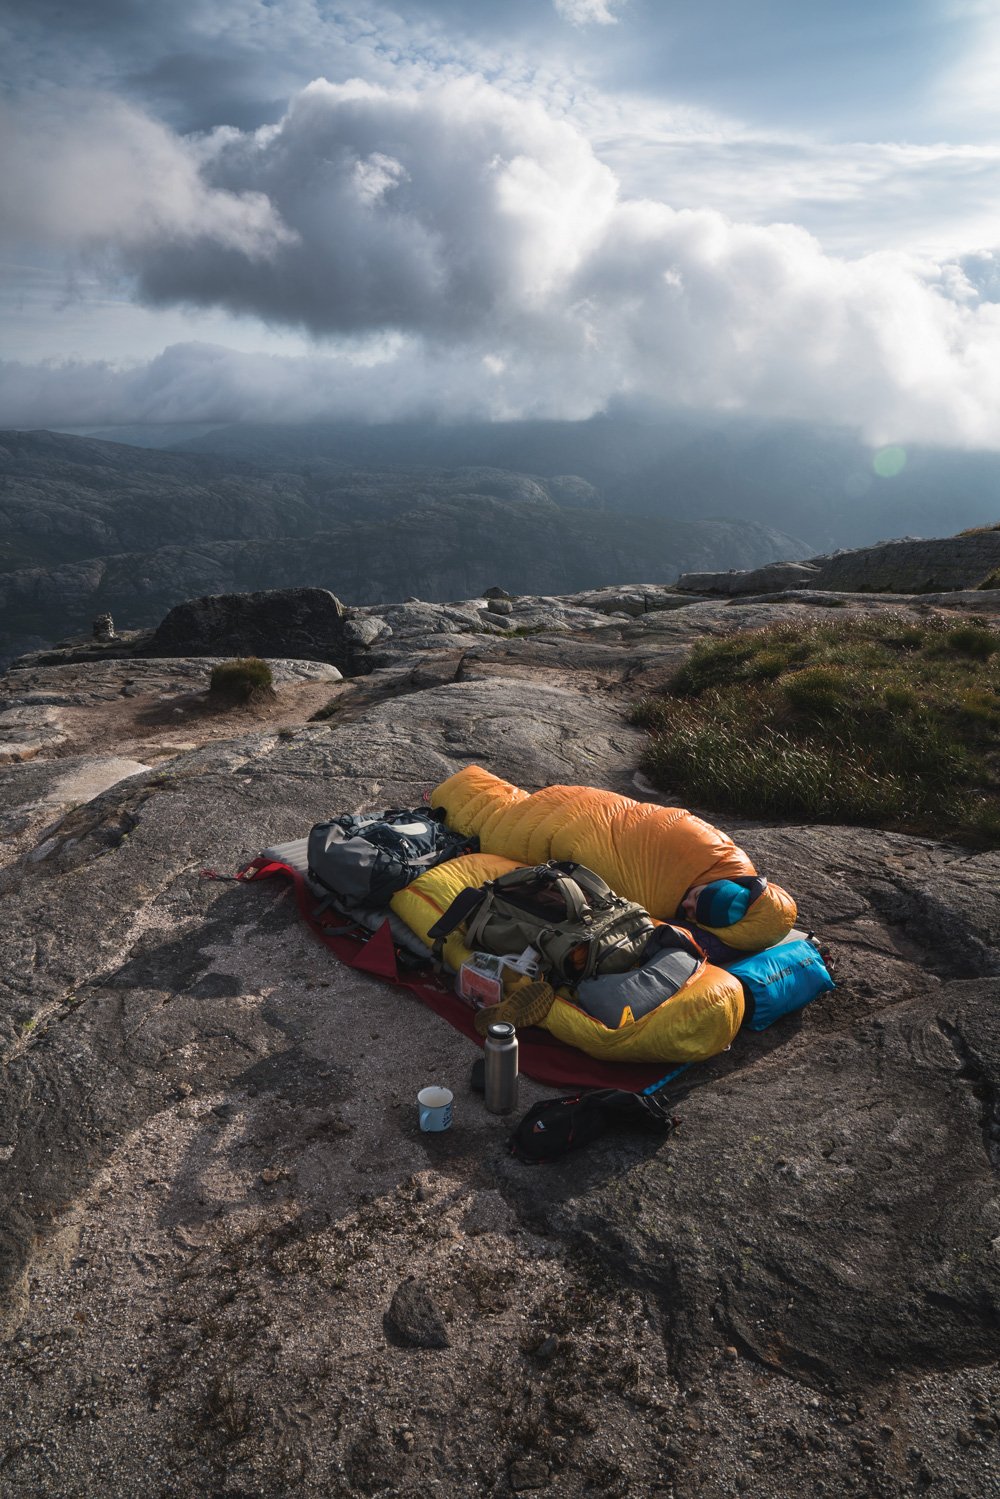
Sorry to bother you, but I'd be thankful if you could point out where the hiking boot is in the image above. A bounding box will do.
[473,979,556,1036]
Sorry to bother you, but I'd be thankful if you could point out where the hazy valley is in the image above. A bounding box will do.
[0,427,808,661]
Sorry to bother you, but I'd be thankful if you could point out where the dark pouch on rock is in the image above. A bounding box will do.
[509,1088,678,1164]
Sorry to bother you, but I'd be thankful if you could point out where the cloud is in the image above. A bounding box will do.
[0,94,291,259]
[553,0,624,24]
[0,339,605,428]
[120,78,618,344]
[0,1,569,135]
[594,125,1000,259]
[957,248,1000,300]
[6,76,1000,446]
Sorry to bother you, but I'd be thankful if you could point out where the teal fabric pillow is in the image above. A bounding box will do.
[695,879,754,927]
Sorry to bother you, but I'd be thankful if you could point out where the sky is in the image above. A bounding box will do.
[2,0,1000,444]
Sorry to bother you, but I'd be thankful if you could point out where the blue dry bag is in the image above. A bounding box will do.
[728,938,834,1031]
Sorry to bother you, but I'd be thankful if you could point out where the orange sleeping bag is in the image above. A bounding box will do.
[430,766,796,951]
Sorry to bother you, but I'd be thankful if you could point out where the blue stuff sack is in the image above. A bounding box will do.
[728,938,834,1031]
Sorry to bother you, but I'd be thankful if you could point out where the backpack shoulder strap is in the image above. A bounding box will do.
[550,861,615,906]
[547,873,587,923]
[427,884,488,950]
[492,863,589,922]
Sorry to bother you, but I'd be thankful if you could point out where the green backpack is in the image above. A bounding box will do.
[428,860,654,985]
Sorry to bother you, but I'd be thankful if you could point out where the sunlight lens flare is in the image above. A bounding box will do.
[873,446,907,478]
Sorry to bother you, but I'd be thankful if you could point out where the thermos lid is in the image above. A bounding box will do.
[487,1021,516,1040]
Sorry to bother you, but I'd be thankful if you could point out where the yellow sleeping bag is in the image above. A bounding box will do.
[544,963,744,1064]
[390,852,521,971]
[431,766,795,951]
[392,852,746,1064]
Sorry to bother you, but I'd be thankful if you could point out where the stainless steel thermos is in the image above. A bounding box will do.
[484,1021,519,1114]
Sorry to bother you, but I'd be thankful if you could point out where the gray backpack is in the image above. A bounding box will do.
[308,810,477,909]
[428,860,654,984]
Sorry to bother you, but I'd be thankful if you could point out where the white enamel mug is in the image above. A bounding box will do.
[418,1086,453,1132]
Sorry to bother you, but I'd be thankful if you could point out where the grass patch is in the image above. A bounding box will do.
[940,621,999,658]
[208,657,274,704]
[632,613,1000,845]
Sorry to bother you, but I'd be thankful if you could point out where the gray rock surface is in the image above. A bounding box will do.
[342,614,392,647]
[0,578,998,1496]
[0,754,149,861]
[0,703,68,763]
[141,586,349,666]
[676,560,823,594]
[523,965,1000,1387]
[678,529,1000,595]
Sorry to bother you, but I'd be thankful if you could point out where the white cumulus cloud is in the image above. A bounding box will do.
[553,0,624,25]
[0,94,292,260]
[6,76,1000,446]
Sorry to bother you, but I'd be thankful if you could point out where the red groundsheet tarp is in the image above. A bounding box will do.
[238,857,681,1093]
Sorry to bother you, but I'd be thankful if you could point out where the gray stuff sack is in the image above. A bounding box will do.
[572,945,703,1028]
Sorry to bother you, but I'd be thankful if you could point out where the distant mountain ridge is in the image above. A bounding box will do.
[77,411,1000,551]
[0,430,807,660]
